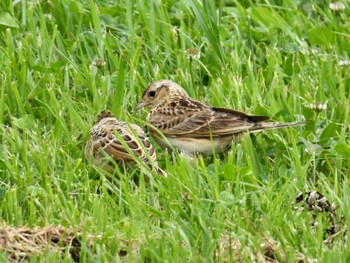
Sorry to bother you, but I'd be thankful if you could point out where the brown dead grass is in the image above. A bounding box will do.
[0,224,89,262]
[214,232,312,263]
[0,223,143,262]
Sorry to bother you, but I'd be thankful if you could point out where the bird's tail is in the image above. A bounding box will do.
[154,166,167,177]
[252,121,305,132]
[146,162,168,177]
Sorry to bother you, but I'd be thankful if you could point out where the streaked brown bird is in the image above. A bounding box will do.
[85,110,166,176]
[135,80,303,155]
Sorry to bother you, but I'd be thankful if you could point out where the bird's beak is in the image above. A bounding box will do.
[135,101,148,110]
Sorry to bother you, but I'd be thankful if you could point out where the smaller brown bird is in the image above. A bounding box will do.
[135,80,304,155]
[85,110,166,176]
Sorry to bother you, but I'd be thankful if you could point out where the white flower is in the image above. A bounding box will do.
[339,60,350,66]
[329,2,345,11]
[186,48,201,59]
[305,102,327,112]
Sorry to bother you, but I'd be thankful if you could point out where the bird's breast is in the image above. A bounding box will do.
[154,136,233,155]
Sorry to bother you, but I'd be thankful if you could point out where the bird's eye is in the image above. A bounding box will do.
[148,91,156,97]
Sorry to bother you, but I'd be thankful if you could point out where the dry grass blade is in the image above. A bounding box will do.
[0,225,89,262]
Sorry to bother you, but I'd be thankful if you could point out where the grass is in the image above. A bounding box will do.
[0,0,350,261]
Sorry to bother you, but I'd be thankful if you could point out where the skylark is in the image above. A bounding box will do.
[135,80,303,155]
[85,110,166,176]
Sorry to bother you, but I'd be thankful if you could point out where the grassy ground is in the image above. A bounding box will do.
[0,0,349,261]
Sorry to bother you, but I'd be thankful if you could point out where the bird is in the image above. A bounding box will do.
[85,110,166,176]
[135,80,304,155]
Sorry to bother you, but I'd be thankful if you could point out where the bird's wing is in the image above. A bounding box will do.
[90,121,153,162]
[130,123,156,162]
[148,99,270,137]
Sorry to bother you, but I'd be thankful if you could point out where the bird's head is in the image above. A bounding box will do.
[135,80,188,110]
